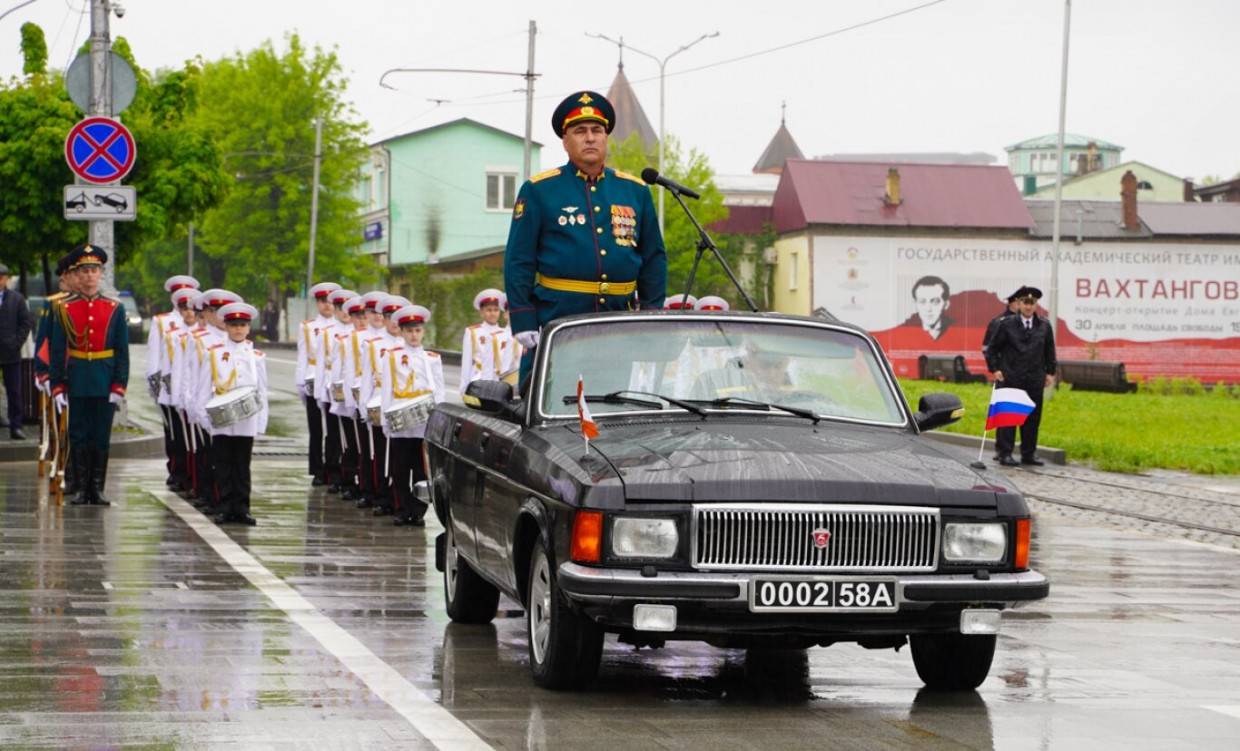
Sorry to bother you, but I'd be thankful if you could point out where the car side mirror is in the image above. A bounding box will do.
[464,379,516,418]
[914,392,965,432]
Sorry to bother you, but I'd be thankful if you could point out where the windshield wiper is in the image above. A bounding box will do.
[689,396,822,424]
[562,390,708,417]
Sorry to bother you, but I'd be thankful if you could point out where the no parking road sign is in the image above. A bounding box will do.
[64,117,136,184]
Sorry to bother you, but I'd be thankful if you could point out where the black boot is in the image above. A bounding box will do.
[91,448,112,506]
[70,449,93,505]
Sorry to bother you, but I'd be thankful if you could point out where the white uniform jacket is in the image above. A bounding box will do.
[358,328,395,426]
[194,337,269,438]
[296,314,335,401]
[460,322,515,394]
[380,343,445,439]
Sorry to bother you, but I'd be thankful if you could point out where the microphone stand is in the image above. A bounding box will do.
[667,188,759,312]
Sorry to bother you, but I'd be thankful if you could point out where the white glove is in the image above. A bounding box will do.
[515,330,540,350]
[36,378,50,396]
[109,392,125,406]
[54,393,68,411]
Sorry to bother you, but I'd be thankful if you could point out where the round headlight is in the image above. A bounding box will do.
[943,523,1007,563]
[611,517,678,559]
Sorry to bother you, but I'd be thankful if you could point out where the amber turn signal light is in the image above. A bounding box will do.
[1014,518,1031,570]
[571,510,604,563]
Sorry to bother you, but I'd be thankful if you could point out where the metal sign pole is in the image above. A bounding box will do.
[88,0,115,292]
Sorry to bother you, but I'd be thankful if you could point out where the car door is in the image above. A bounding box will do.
[473,416,525,588]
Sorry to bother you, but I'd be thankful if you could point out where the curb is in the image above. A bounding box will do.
[921,431,1067,465]
[0,430,164,463]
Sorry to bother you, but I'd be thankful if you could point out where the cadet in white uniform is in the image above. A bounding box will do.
[381,304,444,526]
[354,291,390,509]
[368,294,409,516]
[146,275,199,489]
[298,281,340,486]
[460,288,516,394]
[197,302,268,525]
[157,285,199,494]
[315,288,355,492]
[329,294,366,501]
[186,289,240,509]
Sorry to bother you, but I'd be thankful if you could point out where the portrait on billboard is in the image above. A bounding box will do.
[906,275,955,340]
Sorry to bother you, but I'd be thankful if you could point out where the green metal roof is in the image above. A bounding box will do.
[1005,133,1123,152]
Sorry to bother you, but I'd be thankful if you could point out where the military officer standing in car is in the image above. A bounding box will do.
[985,286,1058,467]
[47,245,129,506]
[504,90,667,386]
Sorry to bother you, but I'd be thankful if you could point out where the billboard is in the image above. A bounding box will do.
[812,235,1240,383]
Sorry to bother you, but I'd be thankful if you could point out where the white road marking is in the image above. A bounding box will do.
[151,488,491,751]
[1206,705,1240,721]
[265,355,300,365]
[101,581,113,590]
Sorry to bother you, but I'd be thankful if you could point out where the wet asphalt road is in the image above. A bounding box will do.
[0,348,1238,749]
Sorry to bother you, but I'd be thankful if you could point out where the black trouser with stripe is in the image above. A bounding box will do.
[322,404,342,485]
[213,435,254,517]
[995,384,1044,460]
[164,405,190,490]
[390,437,427,521]
[356,417,374,498]
[195,429,216,506]
[371,425,389,509]
[339,414,360,493]
[304,394,324,481]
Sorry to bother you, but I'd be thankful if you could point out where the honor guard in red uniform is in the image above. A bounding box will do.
[298,282,341,485]
[47,245,130,506]
[146,275,199,491]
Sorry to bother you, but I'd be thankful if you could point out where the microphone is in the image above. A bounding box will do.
[640,167,701,200]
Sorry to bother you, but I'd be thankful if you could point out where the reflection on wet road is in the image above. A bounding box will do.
[2,457,1239,749]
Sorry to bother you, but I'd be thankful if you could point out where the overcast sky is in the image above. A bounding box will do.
[3,0,1237,183]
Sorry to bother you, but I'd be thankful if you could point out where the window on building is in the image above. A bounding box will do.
[486,172,518,210]
[359,174,374,210]
[1137,180,1154,190]
[789,251,799,291]
[375,165,386,207]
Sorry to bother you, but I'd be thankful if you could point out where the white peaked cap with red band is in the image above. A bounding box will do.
[664,293,698,310]
[395,304,431,326]
[164,275,200,292]
[695,295,730,312]
[344,296,366,314]
[360,290,386,310]
[198,289,241,309]
[473,288,504,310]
[329,288,357,305]
[310,281,341,299]
[218,302,258,322]
[380,295,411,314]
[171,287,198,306]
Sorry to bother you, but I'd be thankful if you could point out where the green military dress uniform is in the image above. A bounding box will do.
[48,245,129,506]
[504,90,667,383]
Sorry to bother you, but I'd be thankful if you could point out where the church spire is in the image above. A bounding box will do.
[753,102,804,174]
[606,62,657,148]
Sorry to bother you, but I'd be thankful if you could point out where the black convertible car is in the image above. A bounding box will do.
[422,311,1048,690]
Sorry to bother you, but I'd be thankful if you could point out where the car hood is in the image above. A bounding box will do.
[566,419,999,508]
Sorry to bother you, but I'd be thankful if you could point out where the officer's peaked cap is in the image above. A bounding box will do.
[552,91,615,138]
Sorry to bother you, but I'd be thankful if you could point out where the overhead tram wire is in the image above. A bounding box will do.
[445,0,953,109]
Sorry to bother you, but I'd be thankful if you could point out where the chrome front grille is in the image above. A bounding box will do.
[692,504,939,572]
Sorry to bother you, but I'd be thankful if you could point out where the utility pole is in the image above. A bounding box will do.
[587,31,718,234]
[304,117,323,322]
[187,222,194,276]
[1049,0,1071,386]
[88,0,116,291]
[523,20,537,182]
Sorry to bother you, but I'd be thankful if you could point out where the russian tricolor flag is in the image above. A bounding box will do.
[985,388,1036,430]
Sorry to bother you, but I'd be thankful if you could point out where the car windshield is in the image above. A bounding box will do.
[539,318,906,425]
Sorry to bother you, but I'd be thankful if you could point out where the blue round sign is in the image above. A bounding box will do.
[64,116,136,184]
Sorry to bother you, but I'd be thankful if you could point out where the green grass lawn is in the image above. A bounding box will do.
[898,379,1240,475]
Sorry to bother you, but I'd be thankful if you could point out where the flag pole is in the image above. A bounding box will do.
[970,381,997,469]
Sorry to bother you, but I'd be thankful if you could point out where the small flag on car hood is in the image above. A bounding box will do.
[984,387,1036,431]
[577,374,599,448]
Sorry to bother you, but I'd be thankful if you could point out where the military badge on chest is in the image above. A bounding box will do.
[611,205,637,247]
[559,206,586,227]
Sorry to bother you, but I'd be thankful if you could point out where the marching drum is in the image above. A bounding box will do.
[147,373,162,397]
[161,373,172,394]
[330,380,346,402]
[384,394,435,433]
[205,386,262,429]
[351,385,361,404]
[365,393,383,424]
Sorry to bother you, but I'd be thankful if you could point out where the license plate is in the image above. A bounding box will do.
[749,577,898,613]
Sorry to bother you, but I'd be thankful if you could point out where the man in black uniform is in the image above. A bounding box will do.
[981,288,1023,460]
[985,287,1057,467]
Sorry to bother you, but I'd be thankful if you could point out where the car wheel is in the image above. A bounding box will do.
[443,521,499,624]
[526,539,603,690]
[910,632,996,691]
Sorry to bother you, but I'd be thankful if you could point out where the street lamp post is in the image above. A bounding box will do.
[587,32,719,235]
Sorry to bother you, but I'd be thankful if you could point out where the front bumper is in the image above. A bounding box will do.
[557,563,1048,637]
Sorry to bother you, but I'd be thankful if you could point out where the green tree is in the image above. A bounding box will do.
[186,35,374,308]
[606,132,760,305]
[19,22,46,75]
